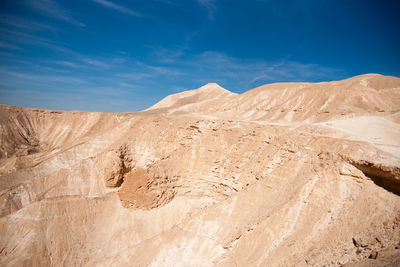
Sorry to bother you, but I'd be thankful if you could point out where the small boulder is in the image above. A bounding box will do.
[338,255,349,265]
[352,236,369,247]
[369,251,378,259]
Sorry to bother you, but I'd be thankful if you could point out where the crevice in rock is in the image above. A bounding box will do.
[115,147,132,187]
[103,145,134,188]
[347,159,400,196]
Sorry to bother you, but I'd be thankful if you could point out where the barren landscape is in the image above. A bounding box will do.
[1,73,400,266]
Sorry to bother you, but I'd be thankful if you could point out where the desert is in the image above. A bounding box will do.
[1,73,400,266]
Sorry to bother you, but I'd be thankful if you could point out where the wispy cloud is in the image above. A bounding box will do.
[0,41,22,50]
[93,0,142,17]
[197,0,217,19]
[49,55,127,71]
[144,49,344,92]
[0,47,344,112]
[0,15,56,31]
[0,69,87,85]
[53,61,78,68]
[153,0,176,5]
[149,46,186,63]
[81,57,112,68]
[0,27,72,53]
[28,0,85,27]
[189,51,342,89]
[0,87,137,112]
[147,66,182,77]
[117,72,154,80]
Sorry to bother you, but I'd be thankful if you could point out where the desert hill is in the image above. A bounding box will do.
[1,74,400,266]
[147,74,400,122]
[147,82,237,111]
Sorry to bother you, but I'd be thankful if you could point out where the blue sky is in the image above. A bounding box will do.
[0,0,399,112]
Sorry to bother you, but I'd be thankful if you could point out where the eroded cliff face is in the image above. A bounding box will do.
[1,74,400,266]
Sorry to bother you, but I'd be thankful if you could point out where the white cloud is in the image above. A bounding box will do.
[0,69,87,85]
[149,46,186,63]
[28,0,85,26]
[197,0,217,19]
[0,15,56,31]
[0,28,71,52]
[93,0,142,17]
[81,58,111,68]
[0,41,22,50]
[146,65,182,77]
[53,61,78,68]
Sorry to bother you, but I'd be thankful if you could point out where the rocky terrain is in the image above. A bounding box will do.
[1,73,400,266]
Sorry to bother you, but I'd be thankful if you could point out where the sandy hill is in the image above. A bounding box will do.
[1,74,400,266]
[147,74,400,123]
[147,82,237,111]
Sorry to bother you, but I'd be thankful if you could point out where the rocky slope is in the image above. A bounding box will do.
[1,74,400,266]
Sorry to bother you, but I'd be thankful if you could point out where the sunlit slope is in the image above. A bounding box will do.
[1,74,400,266]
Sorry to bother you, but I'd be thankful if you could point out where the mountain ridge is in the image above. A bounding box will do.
[145,74,400,123]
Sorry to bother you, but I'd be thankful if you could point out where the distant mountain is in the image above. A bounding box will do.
[147,73,400,122]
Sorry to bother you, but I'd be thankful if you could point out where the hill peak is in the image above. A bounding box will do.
[146,82,235,111]
[197,82,227,92]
